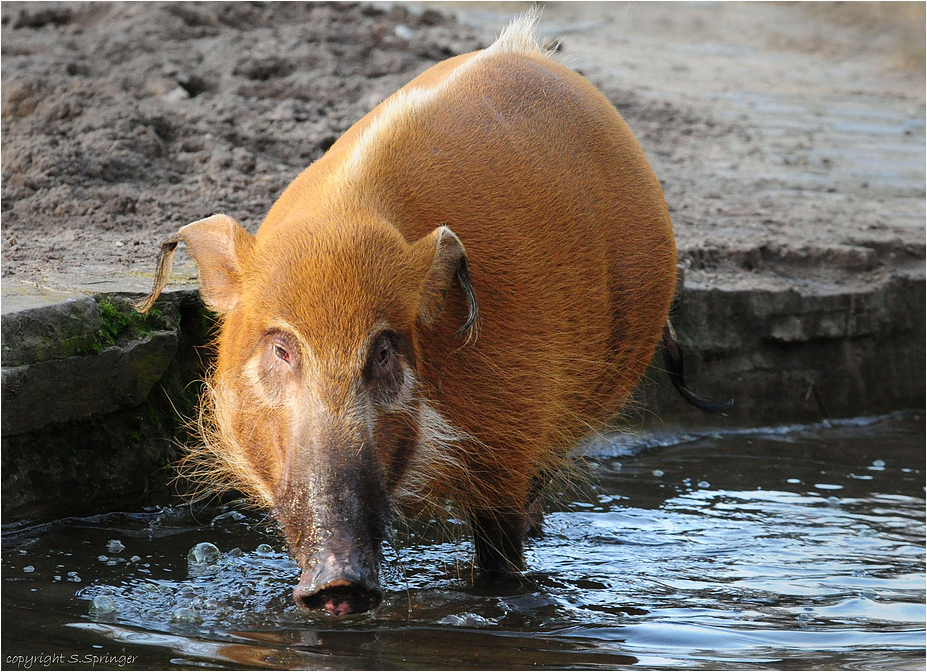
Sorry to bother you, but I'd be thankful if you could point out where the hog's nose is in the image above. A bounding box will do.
[293,555,382,615]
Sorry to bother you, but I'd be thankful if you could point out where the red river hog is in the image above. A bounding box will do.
[138,14,686,615]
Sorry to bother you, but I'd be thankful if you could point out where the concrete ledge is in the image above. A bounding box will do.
[1,266,923,519]
[639,270,925,426]
[1,283,210,519]
[2,331,178,436]
[1,289,101,367]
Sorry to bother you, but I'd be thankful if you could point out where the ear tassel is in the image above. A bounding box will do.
[455,256,480,343]
[134,238,180,314]
[134,214,253,315]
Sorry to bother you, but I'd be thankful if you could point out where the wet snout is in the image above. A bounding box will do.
[293,549,383,615]
[277,414,391,616]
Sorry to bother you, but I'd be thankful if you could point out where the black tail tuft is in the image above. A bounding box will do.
[662,322,734,416]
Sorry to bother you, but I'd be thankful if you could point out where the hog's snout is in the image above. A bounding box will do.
[273,425,390,615]
[294,552,382,615]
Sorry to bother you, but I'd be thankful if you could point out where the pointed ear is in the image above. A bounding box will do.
[135,214,255,315]
[411,226,479,341]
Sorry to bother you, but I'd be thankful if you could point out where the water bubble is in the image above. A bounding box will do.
[211,510,246,527]
[54,576,62,581]
[652,469,664,477]
[130,556,141,563]
[106,560,117,566]
[786,478,801,484]
[826,496,841,506]
[91,595,117,615]
[171,607,201,624]
[697,481,710,489]
[187,542,221,567]
[438,612,498,627]
[23,566,34,573]
[228,548,244,558]
[97,555,108,562]
[106,539,125,554]
[872,459,885,467]
[438,614,467,626]
[255,543,274,556]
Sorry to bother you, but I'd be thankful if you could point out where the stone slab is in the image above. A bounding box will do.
[1,285,102,367]
[1,330,179,437]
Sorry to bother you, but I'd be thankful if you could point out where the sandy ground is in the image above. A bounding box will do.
[1,2,482,283]
[431,1,926,292]
[2,1,924,295]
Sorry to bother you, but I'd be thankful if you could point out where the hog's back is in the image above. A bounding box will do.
[271,50,677,500]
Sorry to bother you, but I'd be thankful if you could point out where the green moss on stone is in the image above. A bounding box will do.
[99,301,132,347]
[93,298,172,352]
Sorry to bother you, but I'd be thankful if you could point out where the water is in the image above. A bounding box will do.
[3,413,924,670]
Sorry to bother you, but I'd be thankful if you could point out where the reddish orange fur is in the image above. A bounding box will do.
[139,15,676,571]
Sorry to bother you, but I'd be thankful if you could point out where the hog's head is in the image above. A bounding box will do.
[137,213,477,615]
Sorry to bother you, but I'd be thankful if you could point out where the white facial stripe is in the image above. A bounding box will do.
[337,10,546,184]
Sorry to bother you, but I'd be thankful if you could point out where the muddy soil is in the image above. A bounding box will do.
[1,2,483,280]
[2,1,924,294]
[430,2,926,292]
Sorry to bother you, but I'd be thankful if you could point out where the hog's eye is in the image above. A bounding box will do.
[367,331,404,397]
[264,331,298,371]
[374,342,391,368]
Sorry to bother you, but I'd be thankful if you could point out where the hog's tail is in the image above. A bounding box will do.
[662,320,734,415]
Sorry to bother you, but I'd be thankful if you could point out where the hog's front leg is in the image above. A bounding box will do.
[469,508,528,575]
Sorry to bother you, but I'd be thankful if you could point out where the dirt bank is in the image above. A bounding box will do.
[2,1,923,296]
[2,2,483,280]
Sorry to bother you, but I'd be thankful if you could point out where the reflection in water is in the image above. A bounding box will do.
[2,413,924,669]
